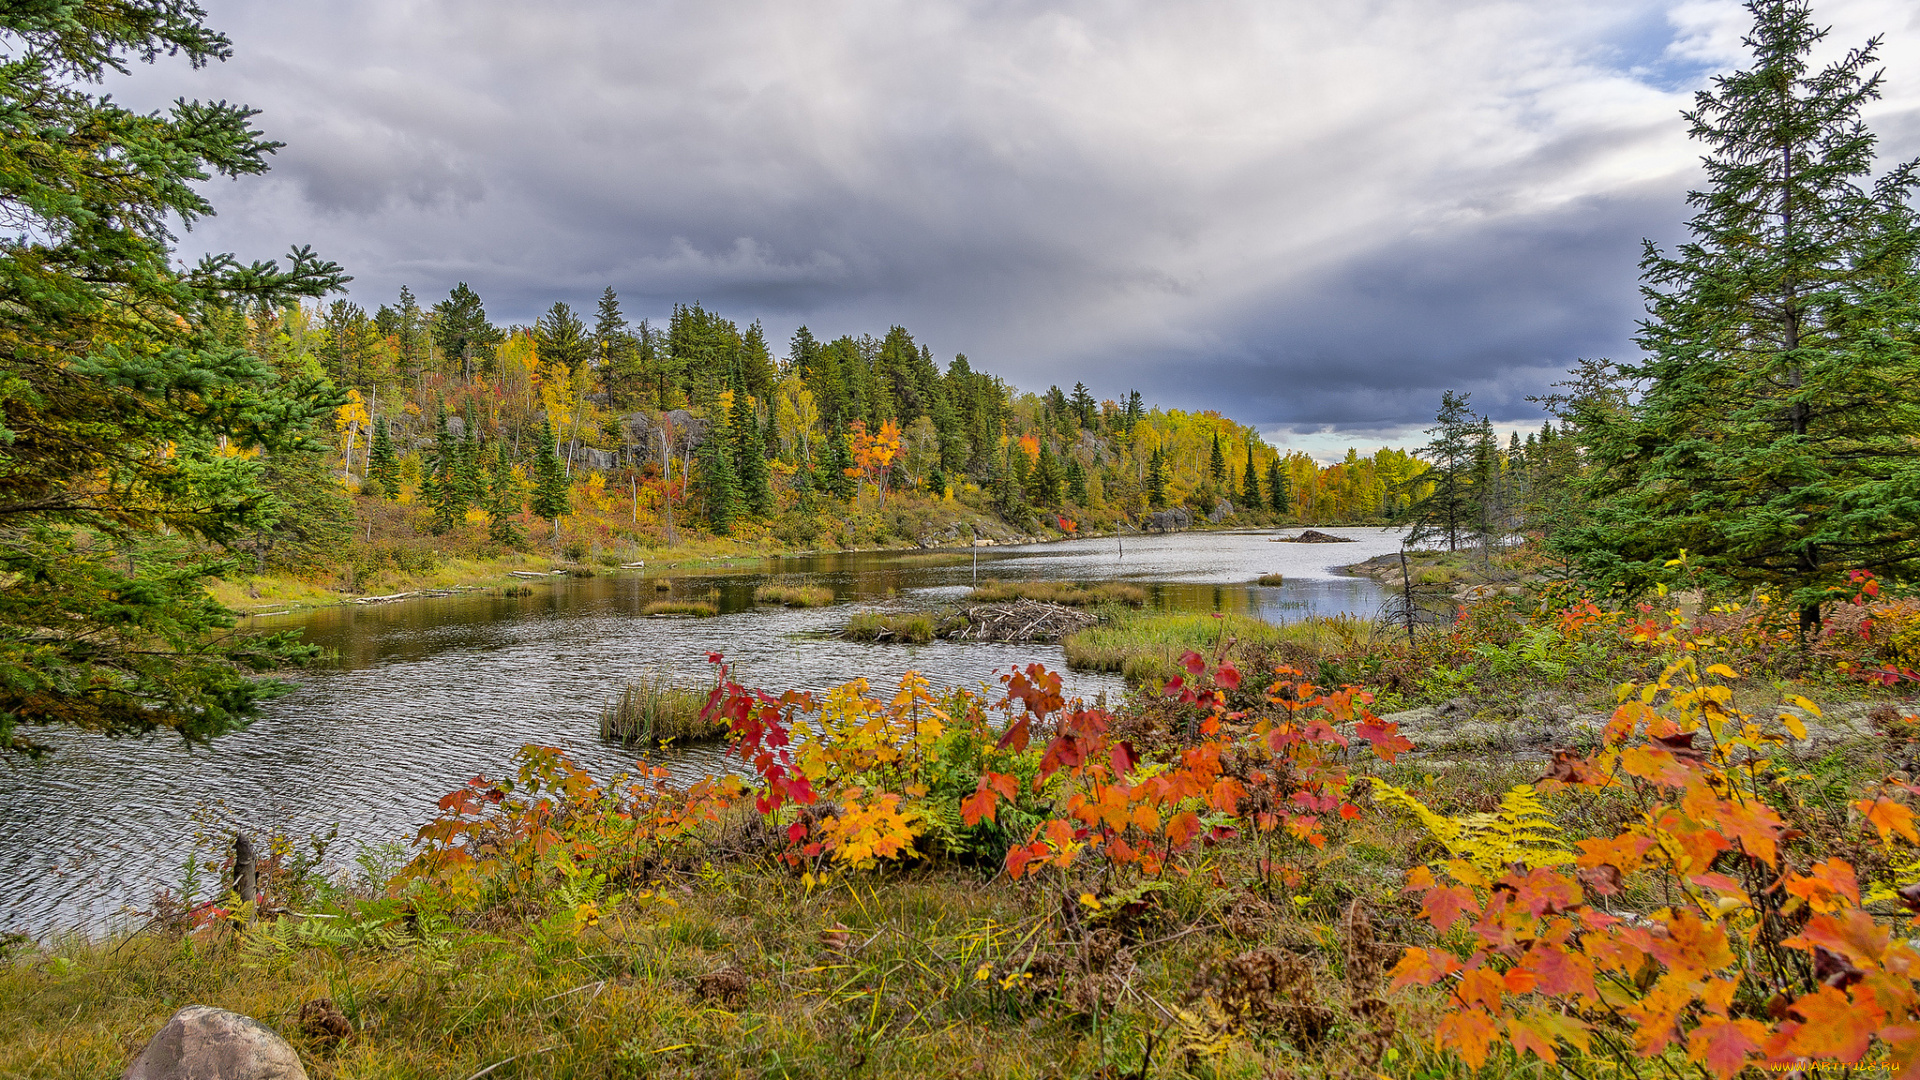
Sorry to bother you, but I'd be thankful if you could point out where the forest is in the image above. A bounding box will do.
[240,284,1441,579]
[5,1,1920,1079]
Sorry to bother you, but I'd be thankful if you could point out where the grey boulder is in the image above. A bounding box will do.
[123,1005,307,1080]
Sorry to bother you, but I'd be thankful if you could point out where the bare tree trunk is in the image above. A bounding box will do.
[233,833,257,907]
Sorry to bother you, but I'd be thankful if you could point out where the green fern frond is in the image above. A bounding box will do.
[1370,779,1573,872]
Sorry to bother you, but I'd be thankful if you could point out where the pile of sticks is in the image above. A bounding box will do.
[943,599,1098,643]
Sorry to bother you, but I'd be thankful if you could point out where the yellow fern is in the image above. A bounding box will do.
[1370,780,1573,871]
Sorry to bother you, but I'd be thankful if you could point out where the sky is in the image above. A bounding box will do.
[112,0,1920,458]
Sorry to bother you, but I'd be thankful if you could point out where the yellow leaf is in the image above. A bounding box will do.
[1079,892,1102,911]
[1788,695,1823,719]
[1705,664,1738,680]
[1779,712,1808,740]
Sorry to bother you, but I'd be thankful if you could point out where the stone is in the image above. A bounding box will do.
[123,1005,307,1080]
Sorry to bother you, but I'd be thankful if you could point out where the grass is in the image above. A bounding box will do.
[843,610,937,643]
[965,579,1145,607]
[642,598,717,617]
[1255,572,1285,587]
[600,676,725,746]
[754,582,836,608]
[1063,610,1382,683]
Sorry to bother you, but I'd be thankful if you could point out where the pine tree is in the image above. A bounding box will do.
[1401,391,1479,551]
[486,441,524,546]
[368,418,398,496]
[699,412,740,535]
[994,443,1028,519]
[1563,0,1920,627]
[534,301,591,373]
[1070,382,1096,428]
[431,284,501,377]
[1031,441,1065,505]
[1268,459,1289,516]
[531,418,570,531]
[1066,456,1088,505]
[731,387,773,516]
[1208,434,1226,483]
[1241,442,1262,508]
[1124,391,1144,433]
[822,425,855,499]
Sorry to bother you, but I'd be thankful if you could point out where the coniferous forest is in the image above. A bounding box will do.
[5,2,1920,1078]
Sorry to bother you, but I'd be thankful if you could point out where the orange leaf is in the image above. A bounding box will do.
[1687,1017,1765,1079]
[1435,1008,1498,1070]
[1769,985,1882,1063]
[960,784,998,827]
[1506,1015,1559,1064]
[1519,943,1598,1001]
[1785,859,1861,913]
[1388,946,1462,989]
[1858,797,1920,846]
[1422,885,1481,932]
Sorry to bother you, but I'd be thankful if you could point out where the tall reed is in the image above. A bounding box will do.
[600,675,725,746]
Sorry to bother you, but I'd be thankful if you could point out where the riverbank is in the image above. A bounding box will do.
[6,577,1916,1079]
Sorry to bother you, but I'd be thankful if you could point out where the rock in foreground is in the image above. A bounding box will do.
[123,1005,307,1080]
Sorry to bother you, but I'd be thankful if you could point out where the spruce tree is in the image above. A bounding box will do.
[731,388,773,516]
[1268,459,1289,516]
[699,412,740,535]
[1563,0,1920,627]
[486,441,524,546]
[1208,434,1226,483]
[1147,447,1169,508]
[531,418,570,532]
[368,418,398,496]
[427,406,463,534]
[1070,382,1096,428]
[1066,457,1088,505]
[1241,442,1262,508]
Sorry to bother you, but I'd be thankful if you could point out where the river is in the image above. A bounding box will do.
[0,527,1404,938]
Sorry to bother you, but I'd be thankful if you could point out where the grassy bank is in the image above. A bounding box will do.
[1062,610,1382,684]
[5,575,1919,1079]
[966,579,1146,608]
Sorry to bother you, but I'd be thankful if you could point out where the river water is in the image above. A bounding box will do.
[0,527,1403,938]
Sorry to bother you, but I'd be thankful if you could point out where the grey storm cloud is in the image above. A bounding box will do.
[115,0,1920,447]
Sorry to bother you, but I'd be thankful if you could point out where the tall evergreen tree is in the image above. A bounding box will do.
[486,441,523,546]
[1066,456,1088,505]
[534,301,590,373]
[426,406,463,534]
[368,418,398,496]
[731,388,773,516]
[1069,382,1096,429]
[1401,391,1479,551]
[1241,442,1262,508]
[699,413,740,535]
[531,418,570,534]
[1148,447,1169,508]
[1267,459,1289,516]
[1563,0,1920,627]
[430,284,501,377]
[1208,434,1227,483]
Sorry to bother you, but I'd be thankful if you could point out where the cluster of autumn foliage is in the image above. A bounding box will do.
[395,578,1920,1075]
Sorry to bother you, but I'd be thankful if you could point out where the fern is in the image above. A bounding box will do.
[1370,780,1574,871]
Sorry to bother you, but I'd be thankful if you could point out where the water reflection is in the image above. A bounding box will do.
[0,527,1402,937]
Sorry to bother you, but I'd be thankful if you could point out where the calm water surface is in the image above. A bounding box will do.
[0,527,1402,936]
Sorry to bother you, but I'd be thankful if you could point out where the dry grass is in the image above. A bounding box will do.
[1255,573,1285,587]
[966,579,1145,608]
[643,598,717,617]
[754,583,835,608]
[844,610,937,643]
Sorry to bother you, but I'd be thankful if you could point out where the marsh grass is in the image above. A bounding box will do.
[1063,611,1382,683]
[643,598,717,617]
[844,610,937,643]
[966,579,1145,607]
[755,582,835,608]
[600,676,724,746]
[1256,572,1286,587]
